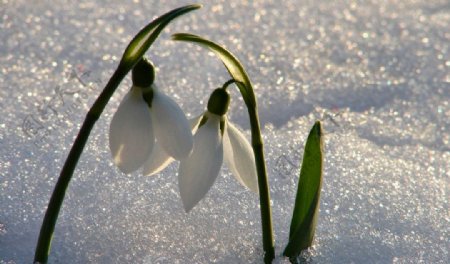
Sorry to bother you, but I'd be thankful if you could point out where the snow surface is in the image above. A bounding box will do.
[1,0,449,263]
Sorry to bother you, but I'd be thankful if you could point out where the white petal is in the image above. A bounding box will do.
[142,114,206,176]
[151,89,193,160]
[109,87,154,173]
[223,120,259,192]
[142,141,173,176]
[178,115,223,212]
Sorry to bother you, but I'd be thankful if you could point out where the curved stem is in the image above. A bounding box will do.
[171,33,275,262]
[221,79,238,90]
[34,66,127,263]
[33,6,200,263]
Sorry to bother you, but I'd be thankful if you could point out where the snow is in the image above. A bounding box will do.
[1,0,449,263]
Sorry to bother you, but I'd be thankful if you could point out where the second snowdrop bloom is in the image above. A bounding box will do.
[178,88,259,212]
[109,58,193,173]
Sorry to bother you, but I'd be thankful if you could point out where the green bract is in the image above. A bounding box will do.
[121,5,201,71]
[172,33,255,108]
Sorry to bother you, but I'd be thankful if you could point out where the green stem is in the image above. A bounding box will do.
[34,65,127,263]
[248,106,275,263]
[33,6,201,262]
[171,33,275,262]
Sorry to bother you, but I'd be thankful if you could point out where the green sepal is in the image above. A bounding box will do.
[284,121,324,259]
[120,4,201,71]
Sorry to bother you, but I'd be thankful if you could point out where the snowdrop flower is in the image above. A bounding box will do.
[178,88,259,212]
[109,58,193,173]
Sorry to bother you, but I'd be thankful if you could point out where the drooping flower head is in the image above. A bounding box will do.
[178,87,259,212]
[109,58,193,173]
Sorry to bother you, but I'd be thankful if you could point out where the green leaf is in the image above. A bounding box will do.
[120,4,201,71]
[171,33,256,108]
[284,121,324,258]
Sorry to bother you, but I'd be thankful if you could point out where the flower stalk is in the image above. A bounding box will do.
[33,5,200,263]
[248,106,275,263]
[172,33,275,263]
[34,66,126,263]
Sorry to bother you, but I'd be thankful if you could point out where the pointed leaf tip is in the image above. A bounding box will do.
[312,121,322,137]
[284,121,323,258]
